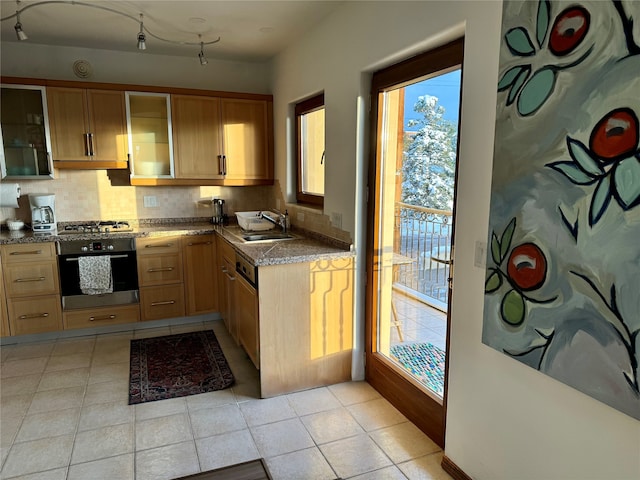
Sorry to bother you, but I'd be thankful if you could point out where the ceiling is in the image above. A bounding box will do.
[0,0,344,62]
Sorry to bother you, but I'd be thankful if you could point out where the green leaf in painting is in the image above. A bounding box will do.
[485,270,503,293]
[547,161,598,185]
[506,66,531,106]
[536,0,551,48]
[567,138,604,176]
[613,157,640,209]
[501,289,526,326]
[491,232,502,265]
[517,67,556,116]
[498,65,524,91]
[500,217,516,261]
[505,27,536,56]
[589,176,612,226]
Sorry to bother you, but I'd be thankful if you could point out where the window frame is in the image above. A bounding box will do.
[295,93,325,206]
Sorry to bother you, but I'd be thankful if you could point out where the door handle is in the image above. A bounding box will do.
[84,133,91,156]
[150,300,176,306]
[147,267,174,272]
[187,241,212,246]
[145,243,173,248]
[88,132,95,156]
[19,312,49,319]
[10,250,43,255]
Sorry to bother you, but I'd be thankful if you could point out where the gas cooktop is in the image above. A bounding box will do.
[58,221,134,235]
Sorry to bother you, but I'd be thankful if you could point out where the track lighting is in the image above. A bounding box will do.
[1,1,221,64]
[14,2,27,41]
[137,13,146,50]
[198,36,208,65]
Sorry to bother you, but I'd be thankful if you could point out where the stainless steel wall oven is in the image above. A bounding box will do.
[57,238,139,310]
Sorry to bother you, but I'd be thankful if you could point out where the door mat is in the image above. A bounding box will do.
[129,330,234,405]
[174,459,272,480]
[390,342,446,396]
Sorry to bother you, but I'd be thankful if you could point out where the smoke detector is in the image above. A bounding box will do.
[72,60,93,79]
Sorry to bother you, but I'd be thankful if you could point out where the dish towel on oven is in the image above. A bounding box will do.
[78,255,113,295]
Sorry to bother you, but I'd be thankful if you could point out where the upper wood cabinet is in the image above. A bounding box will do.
[220,98,272,183]
[172,95,223,179]
[47,87,128,168]
[1,85,54,179]
[171,95,272,184]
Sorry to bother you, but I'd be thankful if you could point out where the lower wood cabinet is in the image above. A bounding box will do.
[7,295,63,336]
[63,304,140,330]
[0,261,8,337]
[182,234,218,316]
[217,237,238,343]
[139,284,185,321]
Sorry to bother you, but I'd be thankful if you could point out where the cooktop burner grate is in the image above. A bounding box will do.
[59,221,133,234]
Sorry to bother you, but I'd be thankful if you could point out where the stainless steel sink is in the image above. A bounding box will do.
[241,232,296,242]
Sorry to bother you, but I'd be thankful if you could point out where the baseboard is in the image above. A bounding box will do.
[441,455,472,480]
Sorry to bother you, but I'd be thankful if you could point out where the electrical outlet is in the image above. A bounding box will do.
[143,195,157,208]
[297,212,305,222]
[474,240,487,268]
[331,212,342,229]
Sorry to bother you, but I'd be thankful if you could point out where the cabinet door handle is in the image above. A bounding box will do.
[147,267,174,272]
[218,155,224,175]
[150,300,176,306]
[88,132,95,156]
[145,243,173,248]
[187,241,212,246]
[19,313,49,319]
[89,314,116,322]
[222,155,227,175]
[10,250,43,256]
[84,133,91,156]
[15,276,46,283]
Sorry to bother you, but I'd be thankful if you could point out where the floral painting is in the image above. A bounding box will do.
[483,0,640,420]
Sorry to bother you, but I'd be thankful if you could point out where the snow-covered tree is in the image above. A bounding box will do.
[401,95,457,210]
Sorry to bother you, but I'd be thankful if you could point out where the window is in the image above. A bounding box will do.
[296,93,325,205]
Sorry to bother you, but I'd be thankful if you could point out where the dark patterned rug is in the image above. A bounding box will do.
[129,330,234,405]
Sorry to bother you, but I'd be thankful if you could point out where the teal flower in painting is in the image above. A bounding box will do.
[498,0,594,116]
[547,108,640,226]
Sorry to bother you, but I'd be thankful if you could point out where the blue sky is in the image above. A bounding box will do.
[404,69,461,127]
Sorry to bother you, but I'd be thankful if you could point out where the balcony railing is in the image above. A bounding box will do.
[394,202,452,310]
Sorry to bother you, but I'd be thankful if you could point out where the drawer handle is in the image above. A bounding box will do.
[89,314,117,322]
[19,313,49,319]
[10,250,43,255]
[145,243,173,248]
[151,300,176,306]
[187,241,212,246]
[224,270,236,281]
[147,267,174,272]
[15,276,46,283]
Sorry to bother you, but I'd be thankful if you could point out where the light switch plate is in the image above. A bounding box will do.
[474,240,487,268]
[143,195,157,208]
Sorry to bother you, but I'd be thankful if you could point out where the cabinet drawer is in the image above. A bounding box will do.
[7,295,63,336]
[138,253,183,286]
[140,284,185,321]
[64,304,140,330]
[217,236,236,263]
[4,262,60,297]
[136,237,181,255]
[1,243,56,264]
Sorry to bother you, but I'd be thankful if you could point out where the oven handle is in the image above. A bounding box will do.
[65,254,130,262]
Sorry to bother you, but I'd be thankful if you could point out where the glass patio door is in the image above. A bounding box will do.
[365,38,463,447]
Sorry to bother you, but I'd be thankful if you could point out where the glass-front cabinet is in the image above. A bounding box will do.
[125,92,174,178]
[1,85,54,179]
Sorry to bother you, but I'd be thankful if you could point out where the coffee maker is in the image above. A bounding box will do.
[212,198,226,225]
[29,193,57,234]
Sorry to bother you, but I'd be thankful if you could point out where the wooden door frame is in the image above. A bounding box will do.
[365,37,464,448]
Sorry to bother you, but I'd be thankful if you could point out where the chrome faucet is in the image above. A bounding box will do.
[260,209,289,232]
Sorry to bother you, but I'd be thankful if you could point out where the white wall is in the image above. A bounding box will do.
[1,42,271,93]
[270,2,640,479]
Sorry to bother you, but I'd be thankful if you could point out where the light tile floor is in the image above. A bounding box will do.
[0,318,452,480]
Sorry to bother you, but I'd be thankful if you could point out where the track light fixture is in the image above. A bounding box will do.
[198,35,208,65]
[1,1,221,64]
[137,13,146,50]
[14,1,27,41]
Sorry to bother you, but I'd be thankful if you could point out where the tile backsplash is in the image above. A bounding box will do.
[1,169,273,224]
[0,171,352,244]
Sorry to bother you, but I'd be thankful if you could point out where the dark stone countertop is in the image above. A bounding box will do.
[0,219,353,267]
